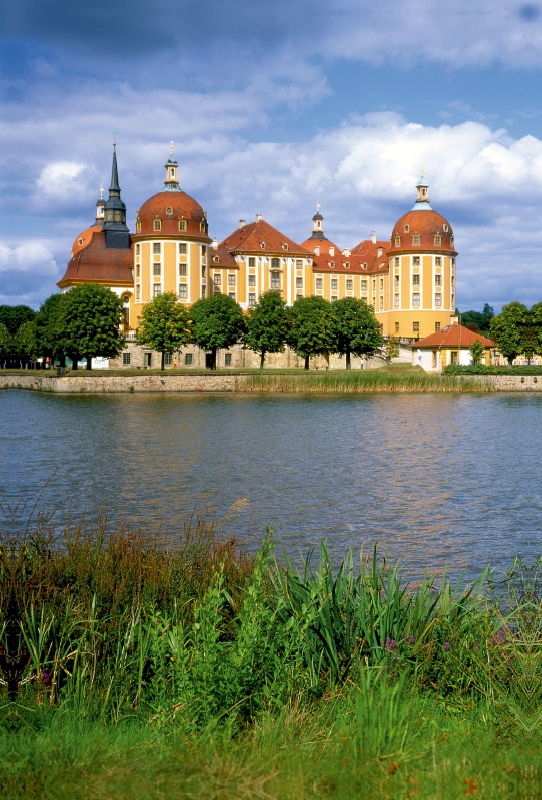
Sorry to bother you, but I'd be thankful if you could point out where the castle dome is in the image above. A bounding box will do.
[70,225,102,258]
[390,176,456,254]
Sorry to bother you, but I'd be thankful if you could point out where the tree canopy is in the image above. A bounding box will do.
[489,302,530,364]
[137,292,192,370]
[0,305,36,335]
[190,293,246,369]
[61,284,125,369]
[469,340,484,365]
[460,304,494,334]
[288,296,336,370]
[330,297,382,369]
[243,291,290,369]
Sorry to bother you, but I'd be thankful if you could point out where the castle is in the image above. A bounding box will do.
[58,143,458,369]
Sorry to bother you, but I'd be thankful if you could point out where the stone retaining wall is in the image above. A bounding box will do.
[1,372,542,393]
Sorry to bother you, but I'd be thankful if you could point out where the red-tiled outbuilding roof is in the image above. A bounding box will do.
[410,324,494,349]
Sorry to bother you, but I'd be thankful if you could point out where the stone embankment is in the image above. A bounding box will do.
[1,372,542,393]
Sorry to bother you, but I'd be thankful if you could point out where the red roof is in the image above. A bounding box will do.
[390,209,456,255]
[410,324,494,349]
[58,228,133,287]
[136,190,210,242]
[208,244,238,268]
[221,219,311,257]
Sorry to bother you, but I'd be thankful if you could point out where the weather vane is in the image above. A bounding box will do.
[99,184,104,200]
[316,202,320,212]
[170,140,174,157]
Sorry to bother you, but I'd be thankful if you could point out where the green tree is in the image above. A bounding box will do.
[35,293,69,366]
[0,322,12,367]
[13,319,37,368]
[190,293,246,370]
[469,340,484,366]
[243,290,290,369]
[288,296,336,370]
[61,284,125,370]
[0,305,36,335]
[489,301,529,365]
[383,335,400,364]
[330,297,383,369]
[137,292,192,370]
[460,303,494,334]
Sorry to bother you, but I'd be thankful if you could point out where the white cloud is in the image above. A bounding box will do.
[0,242,59,305]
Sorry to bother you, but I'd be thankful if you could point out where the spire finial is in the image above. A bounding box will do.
[113,130,117,147]
[99,184,104,200]
[316,202,320,213]
[170,140,174,157]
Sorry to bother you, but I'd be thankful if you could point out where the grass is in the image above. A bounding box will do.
[0,509,540,798]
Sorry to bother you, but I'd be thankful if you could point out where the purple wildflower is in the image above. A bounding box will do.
[42,671,50,686]
[443,642,450,651]
[385,637,396,651]
[473,642,479,650]
[407,636,415,645]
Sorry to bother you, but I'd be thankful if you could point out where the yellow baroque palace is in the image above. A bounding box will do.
[58,144,458,366]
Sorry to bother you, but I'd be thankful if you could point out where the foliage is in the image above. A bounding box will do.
[0,322,12,364]
[287,296,336,370]
[34,293,68,363]
[244,370,487,392]
[191,293,246,370]
[137,292,192,370]
[330,297,383,369]
[460,303,494,333]
[60,284,125,369]
[444,363,542,375]
[0,304,36,335]
[383,335,400,363]
[469,339,485,365]
[12,319,37,365]
[489,301,530,364]
[243,291,290,369]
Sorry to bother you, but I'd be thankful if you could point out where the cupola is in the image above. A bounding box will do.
[309,204,326,240]
[95,185,105,225]
[103,142,130,249]
[412,171,433,211]
[163,141,182,192]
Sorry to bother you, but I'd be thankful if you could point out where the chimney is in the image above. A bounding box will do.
[239,220,245,228]
[256,212,263,222]
[450,314,459,325]
[212,239,218,249]
[342,247,351,257]
[370,231,376,244]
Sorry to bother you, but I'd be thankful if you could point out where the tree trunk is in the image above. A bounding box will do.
[71,355,78,371]
[304,355,309,370]
[346,350,351,370]
[86,356,92,370]
[161,352,165,371]
[212,347,217,370]
[260,351,265,370]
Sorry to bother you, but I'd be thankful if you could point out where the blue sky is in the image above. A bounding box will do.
[2,0,542,310]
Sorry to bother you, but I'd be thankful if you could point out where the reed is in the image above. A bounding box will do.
[240,370,493,392]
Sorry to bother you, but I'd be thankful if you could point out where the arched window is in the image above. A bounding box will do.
[271,257,280,268]
[154,219,161,231]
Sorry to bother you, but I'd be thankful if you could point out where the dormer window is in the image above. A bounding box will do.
[282,243,288,250]
[154,219,161,231]
[412,235,420,245]
[377,247,382,256]
[434,235,441,245]
[179,220,187,231]
[344,262,350,269]
[213,256,220,263]
[329,261,335,268]
[136,220,141,233]
[404,224,409,233]
[314,246,320,256]
[443,224,448,232]
[260,242,266,249]
[395,236,401,246]
[200,221,206,233]
[329,247,335,256]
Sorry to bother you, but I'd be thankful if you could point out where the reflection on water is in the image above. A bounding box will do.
[2,390,541,580]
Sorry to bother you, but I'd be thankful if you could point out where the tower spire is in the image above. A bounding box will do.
[412,170,433,210]
[103,143,130,248]
[164,141,182,192]
[309,204,326,240]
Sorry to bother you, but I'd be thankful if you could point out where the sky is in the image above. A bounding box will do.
[2,0,542,310]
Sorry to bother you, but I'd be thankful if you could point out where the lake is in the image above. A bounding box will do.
[2,390,540,581]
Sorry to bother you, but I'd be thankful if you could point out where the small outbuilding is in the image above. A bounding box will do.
[410,322,494,372]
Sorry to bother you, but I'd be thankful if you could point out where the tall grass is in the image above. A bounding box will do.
[0,510,540,798]
[240,370,494,392]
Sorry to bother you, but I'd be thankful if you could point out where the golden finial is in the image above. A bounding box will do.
[316,202,321,213]
[99,184,104,200]
[170,140,174,157]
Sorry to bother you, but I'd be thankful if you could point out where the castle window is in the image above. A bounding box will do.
[282,243,288,250]
[153,263,161,276]
[413,321,420,332]
[451,276,455,286]
[346,279,353,290]
[249,275,255,286]
[185,353,193,365]
[153,242,161,254]
[122,353,131,366]
[271,272,280,288]
[213,256,220,263]
[435,293,442,307]
[179,263,187,276]
[394,293,399,308]
[435,274,441,286]
[394,236,401,246]
[228,274,236,286]
[179,243,187,254]
[228,292,235,300]
[260,242,266,249]
[331,278,338,289]
[271,258,280,269]
[107,211,113,221]
[136,220,141,232]
[413,256,420,266]
[395,322,399,333]
[249,293,256,306]
[432,351,437,368]
[380,278,384,290]
[296,260,302,268]
[153,285,162,298]
[412,274,420,285]
[154,219,161,231]
[179,284,187,298]
[329,261,335,268]
[249,257,256,267]
[435,322,441,331]
[331,295,337,302]
[201,265,206,278]
[412,293,420,307]
[361,280,367,290]
[165,353,173,366]
[412,235,420,245]
[344,262,350,268]
[434,235,441,245]
[394,274,399,286]
[452,258,455,267]
[202,246,207,256]
[404,225,409,233]
[377,248,382,257]
[214,274,221,285]
[114,211,120,222]
[380,296,384,309]
[316,277,323,290]
[225,354,232,366]
[296,277,303,288]
[179,220,187,231]
[200,221,206,232]
[435,257,441,266]
[443,224,448,232]
[394,257,399,267]
[136,265,140,277]
[451,237,455,248]
[136,286,140,300]
[136,244,140,255]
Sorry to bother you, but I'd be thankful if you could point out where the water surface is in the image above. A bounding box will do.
[2,390,540,580]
